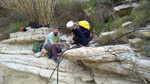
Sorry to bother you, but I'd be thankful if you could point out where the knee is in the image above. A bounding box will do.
[44,44,48,50]
[60,49,62,52]
[52,44,56,48]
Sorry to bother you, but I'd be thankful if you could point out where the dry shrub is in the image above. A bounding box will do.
[0,0,54,25]
[54,0,89,33]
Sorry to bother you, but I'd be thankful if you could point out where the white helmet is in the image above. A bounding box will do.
[66,21,74,28]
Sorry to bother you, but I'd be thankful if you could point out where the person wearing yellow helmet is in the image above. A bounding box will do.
[66,20,93,48]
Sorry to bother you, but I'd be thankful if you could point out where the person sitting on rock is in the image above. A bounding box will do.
[44,26,62,63]
[66,21,93,48]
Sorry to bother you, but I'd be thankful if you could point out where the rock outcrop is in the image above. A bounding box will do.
[64,45,150,84]
[112,3,139,17]
[0,28,150,84]
[1,27,52,44]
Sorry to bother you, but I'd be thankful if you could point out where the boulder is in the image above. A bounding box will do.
[34,52,42,58]
[113,3,139,17]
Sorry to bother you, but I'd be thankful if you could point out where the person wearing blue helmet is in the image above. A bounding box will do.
[44,26,62,63]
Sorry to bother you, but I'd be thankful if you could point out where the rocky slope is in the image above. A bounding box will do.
[0,27,150,84]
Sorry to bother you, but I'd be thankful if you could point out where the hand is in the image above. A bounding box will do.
[53,43,60,47]
[72,35,75,39]
[53,43,59,45]
[80,46,85,48]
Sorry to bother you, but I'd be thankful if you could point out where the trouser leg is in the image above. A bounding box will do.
[86,36,93,44]
[73,35,93,46]
[44,44,53,58]
[51,44,62,59]
[73,36,82,44]
[44,44,52,52]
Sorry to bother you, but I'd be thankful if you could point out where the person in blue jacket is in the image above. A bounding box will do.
[66,21,93,48]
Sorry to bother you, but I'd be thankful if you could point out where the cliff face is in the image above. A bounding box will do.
[0,28,150,84]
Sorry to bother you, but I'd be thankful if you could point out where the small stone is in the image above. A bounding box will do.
[34,52,41,58]
[122,21,132,28]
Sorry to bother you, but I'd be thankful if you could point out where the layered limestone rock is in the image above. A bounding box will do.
[0,70,4,84]
[0,27,91,84]
[0,27,150,84]
[0,54,79,84]
[1,27,52,44]
[64,45,150,84]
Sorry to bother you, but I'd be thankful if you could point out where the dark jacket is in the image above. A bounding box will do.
[72,26,91,46]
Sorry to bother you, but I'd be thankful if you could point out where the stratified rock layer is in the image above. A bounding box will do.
[0,28,150,84]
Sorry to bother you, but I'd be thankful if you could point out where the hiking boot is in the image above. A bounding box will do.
[47,52,52,59]
[53,58,59,63]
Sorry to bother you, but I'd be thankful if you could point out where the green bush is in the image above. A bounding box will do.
[130,39,150,57]
[130,0,150,28]
[99,28,130,45]
[110,16,132,29]
[11,21,29,32]
[0,20,29,40]
[109,0,150,30]
[105,0,124,6]
[86,0,128,34]
[99,34,114,45]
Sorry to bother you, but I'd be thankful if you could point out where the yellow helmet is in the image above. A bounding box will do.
[79,21,90,30]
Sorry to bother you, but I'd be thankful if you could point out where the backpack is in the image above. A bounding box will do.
[32,42,43,53]
[79,21,90,30]
[29,22,42,29]
[20,27,27,32]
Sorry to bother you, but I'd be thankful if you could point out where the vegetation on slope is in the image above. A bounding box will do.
[0,0,150,46]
